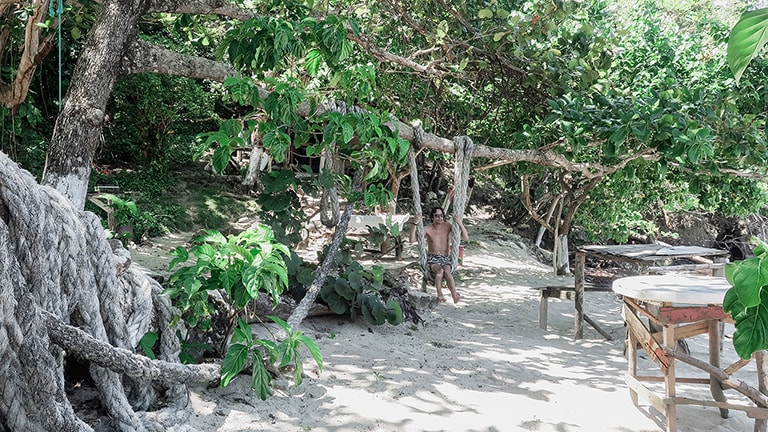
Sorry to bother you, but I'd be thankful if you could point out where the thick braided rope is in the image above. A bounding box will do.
[450,136,474,270]
[408,125,429,274]
[0,152,153,431]
[0,205,92,431]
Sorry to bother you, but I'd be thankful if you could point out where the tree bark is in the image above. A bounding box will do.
[42,0,147,209]
[40,0,241,210]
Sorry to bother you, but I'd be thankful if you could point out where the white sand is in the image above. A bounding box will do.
[134,218,756,432]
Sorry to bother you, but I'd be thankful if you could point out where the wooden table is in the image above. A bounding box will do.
[573,244,730,339]
[613,275,768,432]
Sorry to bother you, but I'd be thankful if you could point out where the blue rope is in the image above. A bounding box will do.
[48,0,64,111]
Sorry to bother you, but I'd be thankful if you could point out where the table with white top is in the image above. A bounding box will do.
[613,275,768,432]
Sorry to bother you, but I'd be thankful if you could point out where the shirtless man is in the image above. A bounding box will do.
[409,206,468,303]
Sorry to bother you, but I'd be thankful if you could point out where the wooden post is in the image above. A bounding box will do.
[574,250,585,340]
[709,319,729,419]
[539,291,549,330]
[625,303,639,406]
[756,350,768,432]
[663,324,677,432]
[712,256,728,277]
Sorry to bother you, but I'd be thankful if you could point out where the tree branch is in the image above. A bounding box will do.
[146,0,254,19]
[123,38,237,81]
[347,32,449,78]
[0,0,55,110]
[43,309,221,384]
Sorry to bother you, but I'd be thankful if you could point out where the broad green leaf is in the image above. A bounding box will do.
[305,48,322,76]
[221,343,249,387]
[139,332,158,359]
[385,299,404,325]
[276,339,293,368]
[212,147,232,174]
[723,288,745,318]
[293,356,304,385]
[251,357,272,400]
[732,257,768,307]
[341,122,354,143]
[369,297,386,325]
[169,247,189,270]
[297,334,323,370]
[478,8,493,19]
[192,244,217,262]
[728,8,768,83]
[731,291,768,359]
[232,318,252,345]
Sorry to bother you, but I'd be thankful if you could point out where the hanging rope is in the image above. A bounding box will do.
[48,0,63,111]
[319,141,340,227]
[408,125,429,279]
[449,136,474,270]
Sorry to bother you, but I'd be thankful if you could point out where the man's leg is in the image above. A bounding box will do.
[431,263,446,301]
[443,264,460,303]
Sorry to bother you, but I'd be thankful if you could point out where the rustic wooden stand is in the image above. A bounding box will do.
[614,275,768,432]
[573,244,729,340]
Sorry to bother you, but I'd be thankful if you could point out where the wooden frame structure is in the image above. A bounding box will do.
[614,275,768,432]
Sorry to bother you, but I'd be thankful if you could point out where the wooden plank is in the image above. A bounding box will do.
[637,376,711,385]
[647,263,727,274]
[672,321,709,340]
[675,397,768,419]
[626,373,671,414]
[657,305,730,325]
[625,306,670,373]
[584,313,613,340]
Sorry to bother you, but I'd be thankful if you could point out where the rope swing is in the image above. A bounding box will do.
[408,125,429,278]
[408,130,474,291]
[449,136,474,270]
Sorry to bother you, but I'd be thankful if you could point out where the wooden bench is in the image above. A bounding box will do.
[534,283,614,340]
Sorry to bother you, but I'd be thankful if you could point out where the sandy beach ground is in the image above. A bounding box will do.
[130,216,756,432]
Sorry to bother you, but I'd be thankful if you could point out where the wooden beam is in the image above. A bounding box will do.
[625,306,670,373]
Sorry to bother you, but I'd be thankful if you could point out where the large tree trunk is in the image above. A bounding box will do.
[41,0,146,210]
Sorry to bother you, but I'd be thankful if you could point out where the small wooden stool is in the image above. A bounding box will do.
[534,284,613,340]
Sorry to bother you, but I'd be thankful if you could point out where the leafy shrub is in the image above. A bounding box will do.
[165,226,322,398]
[165,227,290,329]
[222,316,322,400]
[99,193,167,244]
[319,247,403,326]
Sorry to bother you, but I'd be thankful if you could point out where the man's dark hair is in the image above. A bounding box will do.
[430,207,444,218]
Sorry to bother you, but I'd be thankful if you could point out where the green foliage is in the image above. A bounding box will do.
[106,74,220,168]
[139,332,159,360]
[221,316,323,400]
[256,170,308,246]
[724,237,768,359]
[319,248,404,326]
[165,226,290,329]
[98,193,166,243]
[0,101,50,178]
[365,217,403,250]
